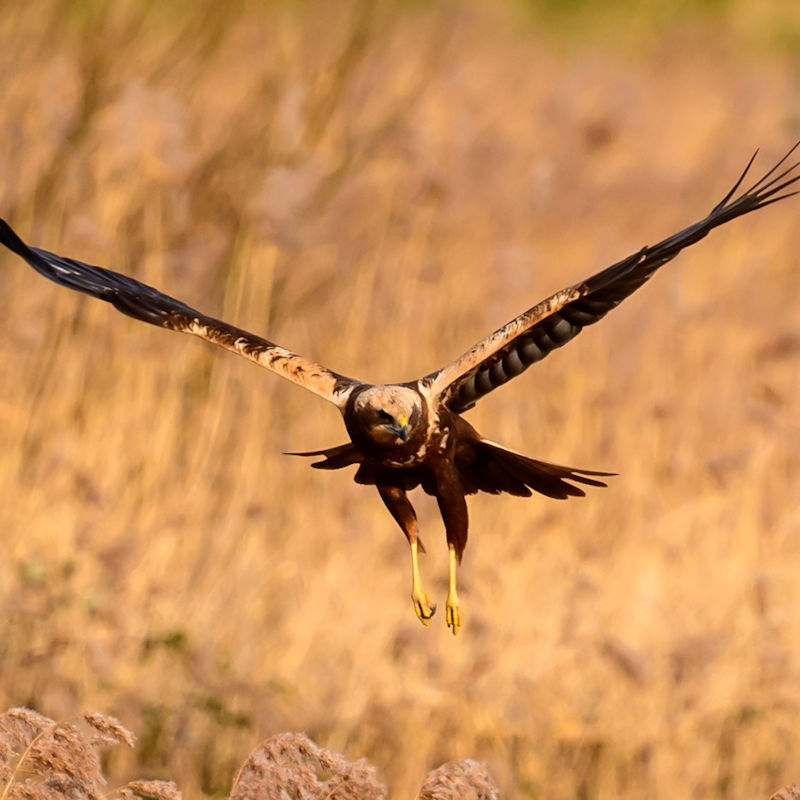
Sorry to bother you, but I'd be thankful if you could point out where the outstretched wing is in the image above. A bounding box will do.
[426,144,800,413]
[0,219,360,407]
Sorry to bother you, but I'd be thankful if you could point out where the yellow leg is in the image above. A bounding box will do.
[446,545,462,635]
[411,539,436,625]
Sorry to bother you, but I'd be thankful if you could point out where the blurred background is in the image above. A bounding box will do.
[1,0,800,797]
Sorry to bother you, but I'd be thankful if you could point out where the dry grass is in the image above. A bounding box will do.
[0,709,496,799]
[229,732,386,799]
[416,759,498,800]
[1,0,800,797]
[0,707,176,799]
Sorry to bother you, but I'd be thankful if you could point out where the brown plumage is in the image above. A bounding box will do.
[2,144,798,633]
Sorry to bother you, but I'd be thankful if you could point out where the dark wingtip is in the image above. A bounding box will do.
[744,139,800,196]
[0,217,31,258]
[710,140,800,218]
[713,149,759,212]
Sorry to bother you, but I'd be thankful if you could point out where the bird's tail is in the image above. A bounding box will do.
[459,438,615,499]
[284,443,362,470]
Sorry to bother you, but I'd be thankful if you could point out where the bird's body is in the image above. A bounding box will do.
[2,144,798,633]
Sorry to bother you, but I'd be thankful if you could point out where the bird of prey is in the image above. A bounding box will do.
[1,145,798,634]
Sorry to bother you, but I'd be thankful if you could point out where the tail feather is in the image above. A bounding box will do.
[284,443,362,470]
[457,438,614,500]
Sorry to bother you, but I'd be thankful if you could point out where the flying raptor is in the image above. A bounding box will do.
[1,145,798,634]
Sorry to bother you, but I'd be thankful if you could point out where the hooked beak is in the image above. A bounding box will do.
[391,416,410,442]
[390,423,410,441]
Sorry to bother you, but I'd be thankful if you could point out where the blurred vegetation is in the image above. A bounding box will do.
[1,0,800,798]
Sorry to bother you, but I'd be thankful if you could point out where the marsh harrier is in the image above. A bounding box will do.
[2,145,798,633]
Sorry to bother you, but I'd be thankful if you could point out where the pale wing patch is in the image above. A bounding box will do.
[0,217,359,408]
[424,144,800,413]
[180,318,355,406]
[427,286,584,403]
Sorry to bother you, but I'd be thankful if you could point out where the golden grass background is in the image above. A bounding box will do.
[2,1,800,796]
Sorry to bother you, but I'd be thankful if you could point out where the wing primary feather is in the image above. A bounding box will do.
[754,189,800,209]
[427,144,800,412]
[0,218,359,405]
[742,140,800,197]
[748,159,800,197]
[712,148,759,212]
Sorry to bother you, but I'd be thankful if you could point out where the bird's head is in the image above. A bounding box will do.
[351,385,424,447]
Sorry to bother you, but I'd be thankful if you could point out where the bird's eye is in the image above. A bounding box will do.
[377,409,394,423]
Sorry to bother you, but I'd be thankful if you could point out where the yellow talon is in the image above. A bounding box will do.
[412,588,436,625]
[410,539,436,625]
[446,599,462,634]
[446,545,462,635]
